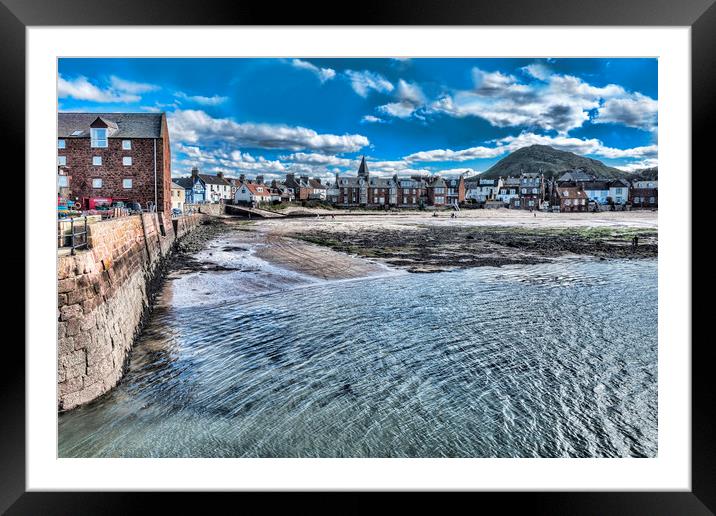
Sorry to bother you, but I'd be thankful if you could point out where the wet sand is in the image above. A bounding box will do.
[255,210,658,273]
[164,210,658,292]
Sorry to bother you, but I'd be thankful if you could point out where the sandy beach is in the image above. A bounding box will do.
[165,209,657,284]
[255,209,658,272]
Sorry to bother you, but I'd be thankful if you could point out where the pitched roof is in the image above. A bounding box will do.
[308,179,326,189]
[582,181,610,190]
[173,177,194,189]
[558,170,595,182]
[171,181,185,190]
[199,174,230,186]
[58,112,165,138]
[240,182,272,196]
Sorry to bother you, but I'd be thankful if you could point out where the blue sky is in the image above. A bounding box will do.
[58,58,658,181]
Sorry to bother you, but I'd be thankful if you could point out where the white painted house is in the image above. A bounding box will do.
[582,180,610,205]
[234,182,273,205]
[467,177,503,202]
[608,179,630,204]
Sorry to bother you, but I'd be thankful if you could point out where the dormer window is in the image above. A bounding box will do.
[90,128,108,148]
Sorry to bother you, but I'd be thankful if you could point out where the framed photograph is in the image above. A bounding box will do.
[6,0,711,512]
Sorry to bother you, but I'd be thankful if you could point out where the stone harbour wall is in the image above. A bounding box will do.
[57,212,204,411]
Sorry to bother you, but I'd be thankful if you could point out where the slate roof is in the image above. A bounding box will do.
[557,170,595,182]
[308,179,327,189]
[58,112,165,138]
[582,181,610,190]
[173,177,194,189]
[199,174,231,186]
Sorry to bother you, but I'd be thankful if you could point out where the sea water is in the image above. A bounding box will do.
[58,257,657,458]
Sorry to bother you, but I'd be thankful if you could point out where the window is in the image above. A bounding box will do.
[58,175,69,187]
[123,179,132,189]
[90,128,108,147]
[649,197,655,203]
[58,139,66,149]
[57,156,66,166]
[71,130,83,136]
[122,140,131,150]
[123,156,132,166]
[92,178,102,188]
[93,156,102,166]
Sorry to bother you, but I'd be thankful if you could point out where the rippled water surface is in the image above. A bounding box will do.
[59,258,657,458]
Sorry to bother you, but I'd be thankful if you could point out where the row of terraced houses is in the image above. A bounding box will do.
[57,113,657,216]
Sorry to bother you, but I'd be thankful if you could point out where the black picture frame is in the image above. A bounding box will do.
[4,0,712,513]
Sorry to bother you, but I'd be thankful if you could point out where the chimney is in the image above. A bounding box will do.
[216,171,224,179]
[239,173,246,183]
[286,173,295,183]
[191,166,199,179]
[256,175,264,185]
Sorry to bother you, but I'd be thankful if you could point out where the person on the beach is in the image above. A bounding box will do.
[632,235,639,249]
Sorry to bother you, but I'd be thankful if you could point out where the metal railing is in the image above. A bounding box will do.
[58,217,89,255]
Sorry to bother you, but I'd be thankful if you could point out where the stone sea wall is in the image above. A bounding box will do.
[57,213,204,410]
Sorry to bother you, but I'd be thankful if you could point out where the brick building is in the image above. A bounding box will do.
[57,112,172,215]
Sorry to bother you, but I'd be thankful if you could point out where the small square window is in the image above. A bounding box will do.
[93,156,102,166]
[123,156,132,166]
[58,175,69,188]
[123,179,133,189]
[58,139,66,149]
[92,178,102,188]
[122,140,131,150]
[57,156,67,166]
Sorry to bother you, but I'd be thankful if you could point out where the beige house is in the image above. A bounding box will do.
[171,181,186,213]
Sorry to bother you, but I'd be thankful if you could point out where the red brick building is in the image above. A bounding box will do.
[57,113,172,215]
[553,186,589,212]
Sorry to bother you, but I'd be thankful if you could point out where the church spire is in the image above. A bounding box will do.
[357,155,369,178]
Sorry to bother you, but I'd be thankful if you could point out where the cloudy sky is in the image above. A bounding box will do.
[58,58,657,181]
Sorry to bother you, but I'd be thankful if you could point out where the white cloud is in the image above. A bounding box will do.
[174,143,286,176]
[377,79,427,119]
[521,63,551,81]
[378,102,417,119]
[428,67,657,134]
[496,132,658,159]
[594,93,658,131]
[361,115,385,124]
[281,152,355,167]
[613,158,659,172]
[57,74,141,103]
[345,70,394,97]
[168,109,369,153]
[403,131,657,166]
[109,76,159,94]
[291,59,336,83]
[404,146,504,163]
[175,91,228,106]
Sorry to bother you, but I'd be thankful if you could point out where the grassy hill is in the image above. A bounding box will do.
[480,145,631,180]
